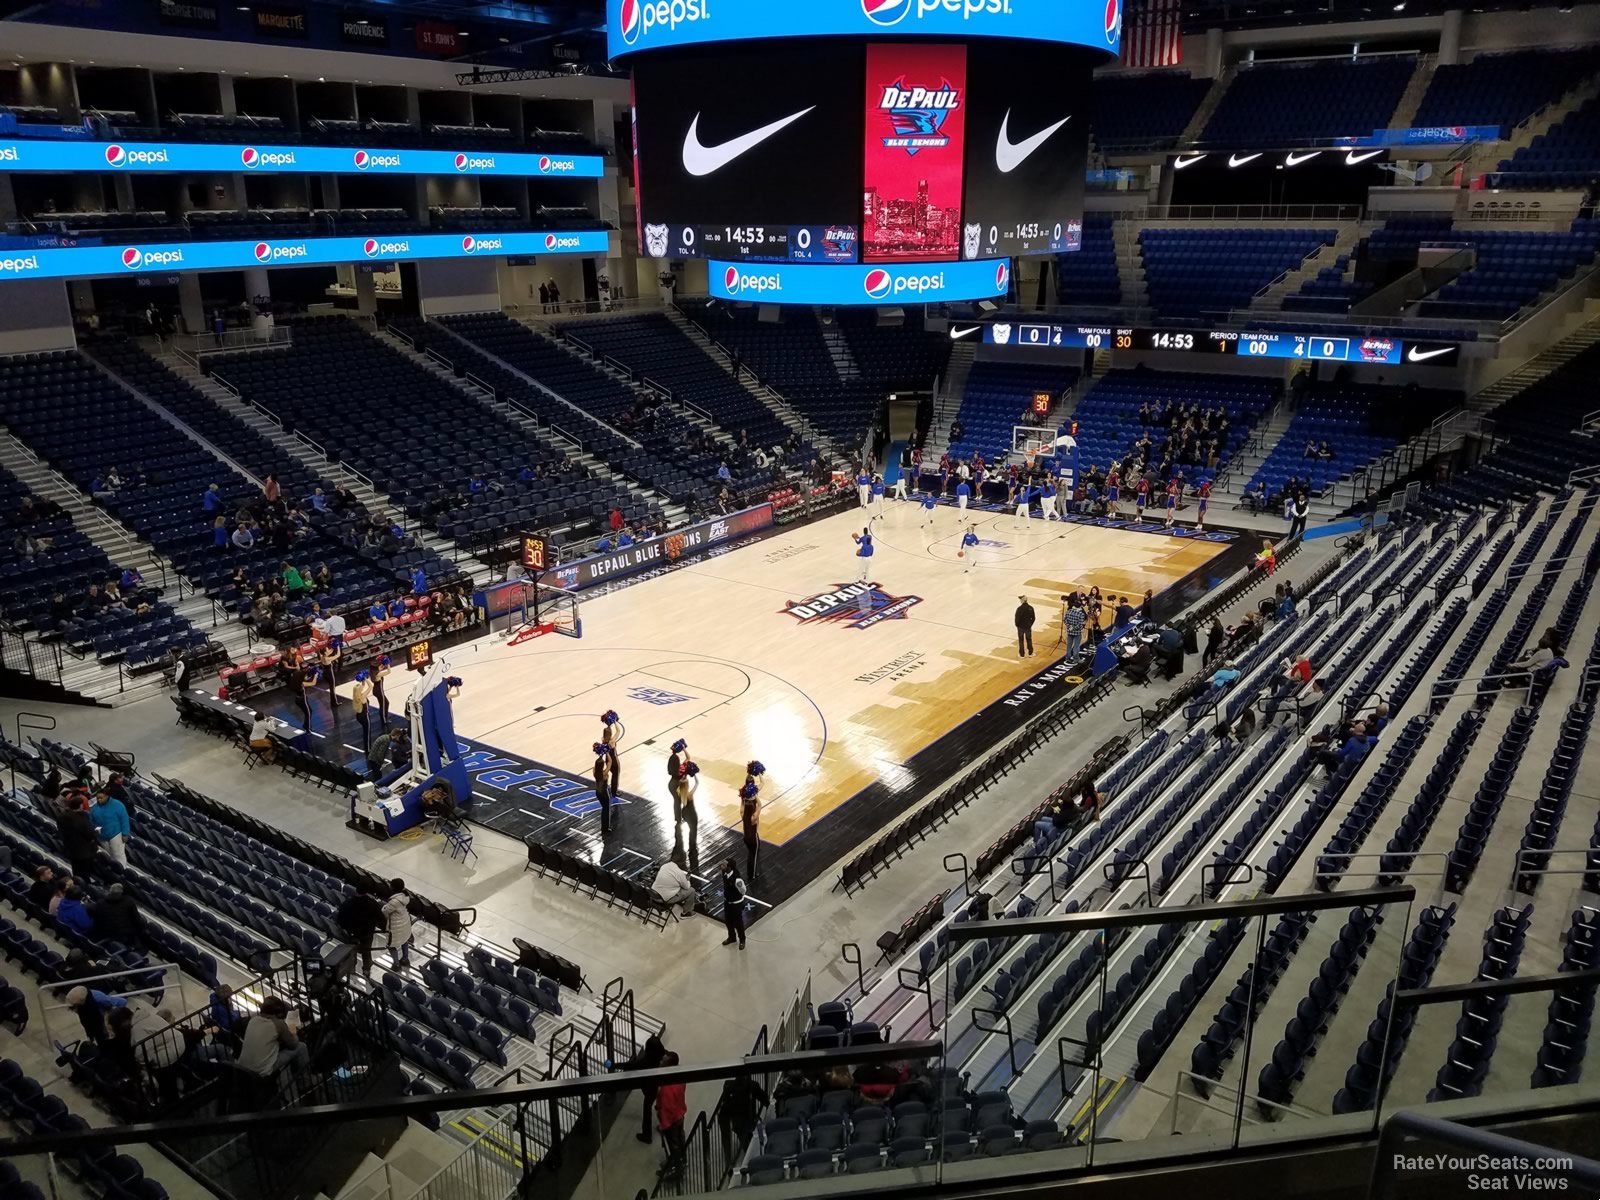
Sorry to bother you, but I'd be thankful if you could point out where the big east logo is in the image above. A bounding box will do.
[878,79,961,155]
[783,581,924,630]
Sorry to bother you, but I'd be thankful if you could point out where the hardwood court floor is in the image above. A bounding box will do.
[387,501,1232,847]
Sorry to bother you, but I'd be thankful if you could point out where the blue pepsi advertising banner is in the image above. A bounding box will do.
[0,139,605,178]
[0,230,613,282]
[709,256,1012,305]
[607,0,1122,60]
[1340,125,1502,147]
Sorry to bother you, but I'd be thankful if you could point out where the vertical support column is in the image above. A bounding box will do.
[178,274,205,336]
[218,74,238,117]
[354,269,378,316]
[1202,28,1224,80]
[1437,11,1463,66]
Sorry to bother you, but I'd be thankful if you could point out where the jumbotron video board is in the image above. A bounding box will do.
[616,0,1116,304]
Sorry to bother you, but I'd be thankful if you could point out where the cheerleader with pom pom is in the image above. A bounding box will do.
[591,742,613,834]
[600,710,623,802]
[741,760,765,880]
[673,760,700,868]
[666,738,688,825]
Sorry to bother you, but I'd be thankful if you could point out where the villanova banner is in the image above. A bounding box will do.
[0,138,604,177]
[607,0,1122,60]
[0,229,614,282]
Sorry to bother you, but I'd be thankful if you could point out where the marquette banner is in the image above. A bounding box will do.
[543,504,776,591]
[606,0,1123,60]
[0,139,605,178]
[0,229,614,282]
[863,42,968,262]
[711,257,1010,306]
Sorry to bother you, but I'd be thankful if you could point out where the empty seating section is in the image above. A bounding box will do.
[835,312,952,408]
[0,462,197,670]
[949,362,1078,461]
[1284,256,1373,313]
[210,317,644,554]
[1490,94,1600,188]
[1414,224,1600,321]
[1141,229,1337,317]
[15,204,596,244]
[1201,57,1415,146]
[423,312,720,503]
[1069,368,1278,486]
[1414,47,1600,136]
[563,314,793,451]
[1245,380,1458,499]
[680,302,876,446]
[1091,71,1212,152]
[1054,214,1121,307]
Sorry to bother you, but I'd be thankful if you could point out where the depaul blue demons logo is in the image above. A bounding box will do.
[879,79,961,155]
[783,581,924,630]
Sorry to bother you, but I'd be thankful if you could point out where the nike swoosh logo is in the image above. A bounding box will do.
[1227,152,1263,167]
[1345,149,1384,165]
[682,107,816,177]
[995,110,1072,174]
[950,325,981,340]
[1284,150,1321,166]
[1407,345,1453,362]
[1172,153,1207,168]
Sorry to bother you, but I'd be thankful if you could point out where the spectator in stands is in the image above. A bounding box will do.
[382,879,414,967]
[80,583,111,615]
[1245,481,1268,514]
[91,882,143,944]
[656,1052,687,1180]
[1303,439,1317,459]
[56,883,93,934]
[201,483,223,514]
[48,591,72,629]
[90,469,117,500]
[57,795,103,882]
[240,996,309,1079]
[1287,653,1314,687]
[208,516,227,551]
[205,985,244,1051]
[65,985,126,1044]
[336,886,385,972]
[1370,701,1392,732]
[387,592,408,619]
[231,522,256,551]
[619,1031,668,1143]
[26,865,56,909]
[410,564,427,595]
[90,787,131,866]
[281,561,309,598]
[1209,661,1242,691]
[262,473,280,504]
[652,849,697,918]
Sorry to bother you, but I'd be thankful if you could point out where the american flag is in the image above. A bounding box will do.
[1122,0,1184,69]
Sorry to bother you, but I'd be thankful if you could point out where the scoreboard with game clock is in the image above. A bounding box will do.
[973,321,1462,367]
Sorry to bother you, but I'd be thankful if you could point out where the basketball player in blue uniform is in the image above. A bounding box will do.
[853,526,874,582]
[920,489,939,529]
[955,477,971,514]
[961,523,980,574]
[871,475,886,513]
[1013,479,1033,530]
[1042,478,1060,521]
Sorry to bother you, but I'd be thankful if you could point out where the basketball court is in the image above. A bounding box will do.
[374,498,1248,909]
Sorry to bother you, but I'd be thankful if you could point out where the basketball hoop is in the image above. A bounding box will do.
[486,579,582,643]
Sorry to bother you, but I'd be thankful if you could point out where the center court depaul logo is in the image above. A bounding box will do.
[782,581,924,630]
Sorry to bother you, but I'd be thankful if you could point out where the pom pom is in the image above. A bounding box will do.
[354,669,370,682]
[740,783,758,800]
[746,760,766,777]
[671,738,687,753]
[601,710,620,725]
[686,762,700,777]
[593,742,607,756]
[445,676,463,688]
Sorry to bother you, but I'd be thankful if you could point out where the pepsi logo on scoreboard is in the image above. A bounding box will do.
[607,0,1121,58]
[710,257,1012,306]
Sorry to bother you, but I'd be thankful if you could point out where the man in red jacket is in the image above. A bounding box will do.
[656,1051,688,1180]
